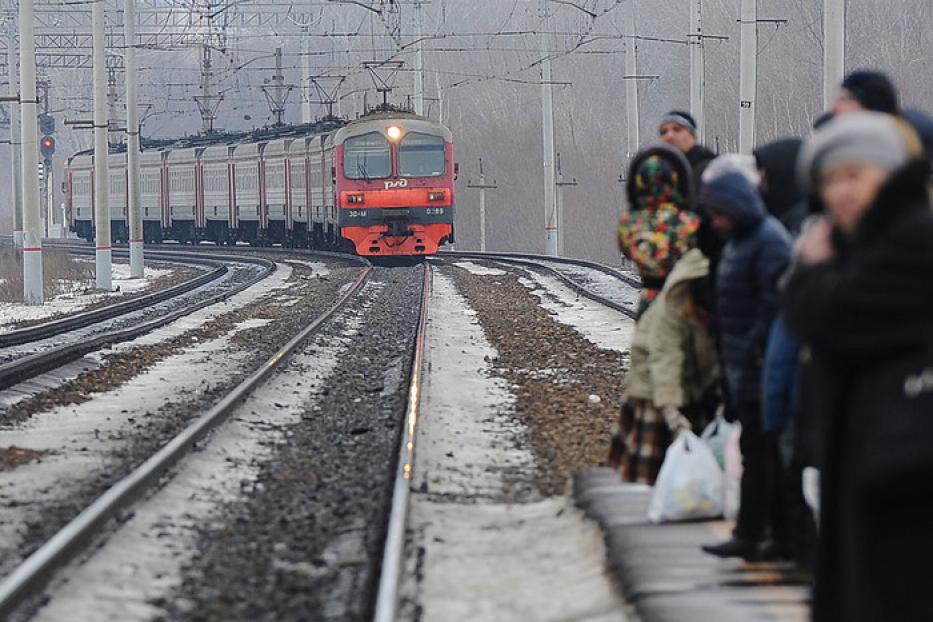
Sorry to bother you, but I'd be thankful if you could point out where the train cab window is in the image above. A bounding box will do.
[398,132,446,178]
[344,132,391,180]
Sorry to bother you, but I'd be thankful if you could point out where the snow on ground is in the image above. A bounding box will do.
[282,258,331,277]
[29,305,363,622]
[452,261,506,276]
[402,272,628,622]
[0,262,175,333]
[518,271,635,354]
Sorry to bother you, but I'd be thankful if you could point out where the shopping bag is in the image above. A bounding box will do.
[723,423,743,520]
[701,409,737,470]
[647,431,724,523]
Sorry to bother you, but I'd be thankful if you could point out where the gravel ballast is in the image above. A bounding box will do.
[444,261,633,495]
[163,264,425,622]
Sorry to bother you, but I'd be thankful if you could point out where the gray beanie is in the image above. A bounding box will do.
[797,111,909,195]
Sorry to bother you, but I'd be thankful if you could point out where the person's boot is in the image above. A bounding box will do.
[701,537,759,561]
[756,539,792,562]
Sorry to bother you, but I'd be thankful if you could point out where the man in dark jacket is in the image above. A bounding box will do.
[786,112,933,622]
[754,138,806,235]
[659,110,716,186]
[832,69,899,116]
[696,170,792,560]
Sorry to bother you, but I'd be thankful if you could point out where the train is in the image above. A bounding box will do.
[65,109,457,256]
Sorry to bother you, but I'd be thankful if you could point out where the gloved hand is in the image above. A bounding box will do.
[661,405,692,434]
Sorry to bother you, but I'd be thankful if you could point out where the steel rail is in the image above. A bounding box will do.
[0,253,276,392]
[442,251,639,320]
[0,263,374,618]
[373,262,433,622]
[0,251,229,348]
[441,249,641,288]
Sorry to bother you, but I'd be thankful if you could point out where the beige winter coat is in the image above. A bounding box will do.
[624,249,720,408]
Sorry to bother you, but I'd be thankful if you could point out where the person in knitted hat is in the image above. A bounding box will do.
[784,111,933,621]
[659,110,717,189]
[618,145,701,314]
[832,69,899,116]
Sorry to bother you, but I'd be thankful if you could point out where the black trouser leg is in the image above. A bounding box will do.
[736,401,768,542]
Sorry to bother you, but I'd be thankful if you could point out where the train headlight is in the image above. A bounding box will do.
[386,125,403,141]
[428,192,446,202]
[348,194,365,205]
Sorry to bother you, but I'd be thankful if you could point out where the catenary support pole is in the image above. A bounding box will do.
[124,0,143,278]
[540,0,558,256]
[413,0,425,116]
[623,0,639,167]
[689,0,705,144]
[823,0,845,109]
[738,0,757,154]
[93,0,111,290]
[301,28,312,124]
[467,158,496,253]
[556,153,577,258]
[8,29,22,247]
[20,0,43,304]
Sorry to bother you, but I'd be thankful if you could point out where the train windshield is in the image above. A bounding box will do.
[344,132,391,179]
[398,132,446,178]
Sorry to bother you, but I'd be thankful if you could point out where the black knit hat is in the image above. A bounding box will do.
[841,70,899,114]
[660,110,698,135]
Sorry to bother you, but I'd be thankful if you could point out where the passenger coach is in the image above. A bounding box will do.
[65,110,455,257]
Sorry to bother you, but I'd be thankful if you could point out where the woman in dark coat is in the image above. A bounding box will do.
[784,112,933,622]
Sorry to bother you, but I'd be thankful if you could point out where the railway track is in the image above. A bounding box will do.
[441,250,641,319]
[0,249,277,392]
[0,259,378,619]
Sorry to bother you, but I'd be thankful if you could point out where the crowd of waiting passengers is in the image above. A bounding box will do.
[608,70,933,621]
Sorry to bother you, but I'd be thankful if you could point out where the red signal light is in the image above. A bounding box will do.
[42,137,53,148]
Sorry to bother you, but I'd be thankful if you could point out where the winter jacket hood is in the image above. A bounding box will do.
[698,171,767,234]
[661,248,709,311]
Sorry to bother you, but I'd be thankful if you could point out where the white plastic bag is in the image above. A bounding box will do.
[648,431,724,523]
[722,423,743,520]
[701,409,737,470]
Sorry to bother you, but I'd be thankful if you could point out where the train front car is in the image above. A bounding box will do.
[334,113,455,256]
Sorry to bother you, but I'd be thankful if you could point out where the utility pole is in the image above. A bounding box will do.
[262,47,293,126]
[107,66,123,146]
[623,0,639,165]
[93,0,111,291]
[413,0,425,116]
[467,158,497,252]
[823,0,845,109]
[8,28,23,248]
[556,153,577,258]
[539,0,558,256]
[301,27,312,124]
[20,0,42,303]
[689,0,705,144]
[125,0,143,278]
[738,0,757,154]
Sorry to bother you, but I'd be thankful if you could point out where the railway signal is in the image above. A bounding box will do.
[39,135,55,159]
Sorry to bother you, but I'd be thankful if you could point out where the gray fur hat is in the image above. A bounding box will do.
[797,111,909,195]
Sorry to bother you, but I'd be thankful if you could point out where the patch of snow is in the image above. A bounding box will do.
[283,258,331,277]
[402,272,628,622]
[518,273,635,355]
[452,261,507,277]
